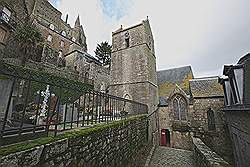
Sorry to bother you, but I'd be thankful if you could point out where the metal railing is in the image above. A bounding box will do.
[0,62,148,145]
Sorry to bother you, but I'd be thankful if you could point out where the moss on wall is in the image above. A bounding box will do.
[0,114,147,156]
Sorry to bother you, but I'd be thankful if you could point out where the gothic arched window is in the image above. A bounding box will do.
[172,95,187,120]
[207,108,216,131]
[84,72,89,81]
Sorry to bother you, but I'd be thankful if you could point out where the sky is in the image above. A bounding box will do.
[49,0,250,77]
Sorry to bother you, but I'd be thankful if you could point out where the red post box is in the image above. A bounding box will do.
[161,129,167,146]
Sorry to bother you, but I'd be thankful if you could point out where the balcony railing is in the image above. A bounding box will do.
[0,11,17,29]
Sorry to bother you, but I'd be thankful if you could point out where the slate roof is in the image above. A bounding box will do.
[189,77,224,98]
[157,66,194,101]
[157,66,194,85]
[65,50,102,65]
[159,96,168,106]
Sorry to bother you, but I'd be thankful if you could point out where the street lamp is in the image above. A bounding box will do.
[219,53,250,108]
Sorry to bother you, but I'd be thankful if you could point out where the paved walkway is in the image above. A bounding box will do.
[149,146,196,167]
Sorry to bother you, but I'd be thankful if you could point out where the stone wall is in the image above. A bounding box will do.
[192,137,231,167]
[191,98,233,162]
[64,51,110,92]
[225,111,250,167]
[172,131,192,150]
[0,115,148,167]
[89,63,110,92]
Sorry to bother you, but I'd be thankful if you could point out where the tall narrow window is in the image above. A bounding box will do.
[58,51,63,58]
[61,31,66,36]
[49,24,55,30]
[0,28,7,43]
[125,38,129,48]
[60,40,64,48]
[125,31,130,48]
[2,7,11,22]
[172,95,187,120]
[47,34,53,42]
[207,108,216,131]
[85,72,89,79]
[173,98,179,120]
[180,98,187,120]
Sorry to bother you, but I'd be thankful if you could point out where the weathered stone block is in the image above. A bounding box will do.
[43,139,68,160]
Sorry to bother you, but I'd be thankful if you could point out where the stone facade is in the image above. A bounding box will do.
[28,0,87,66]
[0,0,110,92]
[0,116,148,167]
[109,19,159,144]
[190,98,232,159]
[0,0,27,58]
[110,19,158,113]
[224,111,250,167]
[65,50,110,91]
[0,0,87,63]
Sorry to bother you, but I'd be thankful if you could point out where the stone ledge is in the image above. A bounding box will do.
[192,137,231,167]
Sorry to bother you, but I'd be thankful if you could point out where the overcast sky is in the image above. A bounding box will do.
[49,0,250,77]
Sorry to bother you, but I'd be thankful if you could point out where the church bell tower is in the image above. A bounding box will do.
[109,18,158,113]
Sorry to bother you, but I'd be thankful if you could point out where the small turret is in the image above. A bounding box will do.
[72,15,87,52]
[74,15,81,29]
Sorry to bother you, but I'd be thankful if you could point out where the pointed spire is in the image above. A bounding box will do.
[80,25,85,36]
[74,15,81,28]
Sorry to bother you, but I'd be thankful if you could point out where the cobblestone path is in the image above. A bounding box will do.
[149,146,196,167]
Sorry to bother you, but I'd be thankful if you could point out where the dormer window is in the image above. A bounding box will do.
[49,24,55,30]
[58,51,63,58]
[47,34,53,42]
[61,31,66,37]
[125,31,130,48]
[1,7,12,22]
[60,40,64,48]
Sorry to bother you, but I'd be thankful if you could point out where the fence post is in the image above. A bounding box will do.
[0,77,16,137]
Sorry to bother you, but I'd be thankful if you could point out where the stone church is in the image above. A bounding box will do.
[157,66,232,161]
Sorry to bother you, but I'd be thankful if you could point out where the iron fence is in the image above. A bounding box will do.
[0,62,148,145]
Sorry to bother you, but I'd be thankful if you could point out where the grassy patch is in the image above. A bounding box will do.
[0,114,147,156]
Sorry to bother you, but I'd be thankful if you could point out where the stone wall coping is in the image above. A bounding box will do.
[192,137,231,167]
[0,114,148,166]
